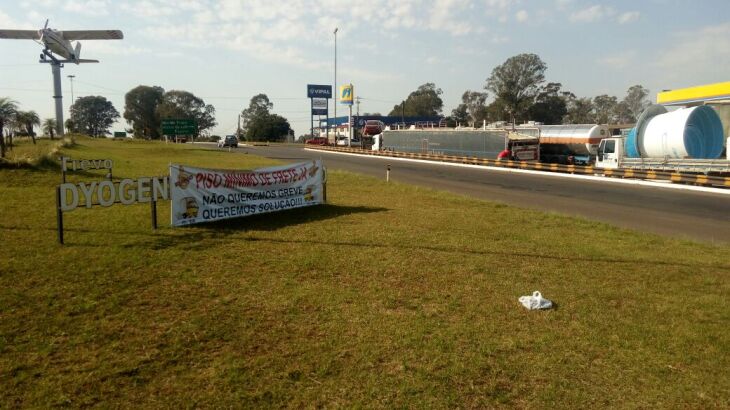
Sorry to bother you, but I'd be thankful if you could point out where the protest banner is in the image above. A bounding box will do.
[170,160,325,227]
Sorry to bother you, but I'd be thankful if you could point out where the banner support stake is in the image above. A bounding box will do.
[56,186,64,245]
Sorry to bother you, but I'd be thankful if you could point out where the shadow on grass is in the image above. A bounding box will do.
[52,204,386,250]
[241,236,730,271]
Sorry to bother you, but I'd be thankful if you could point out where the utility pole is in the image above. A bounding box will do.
[355,96,361,137]
[67,74,75,106]
[334,27,338,141]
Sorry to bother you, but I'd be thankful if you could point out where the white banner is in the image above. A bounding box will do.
[170,160,325,227]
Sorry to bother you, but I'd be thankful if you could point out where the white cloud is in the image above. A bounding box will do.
[0,10,18,27]
[617,11,640,25]
[569,5,613,23]
[485,0,516,12]
[653,22,730,85]
[120,1,176,19]
[422,0,475,36]
[63,0,111,16]
[515,10,528,23]
[81,41,150,56]
[20,0,59,8]
[598,50,637,70]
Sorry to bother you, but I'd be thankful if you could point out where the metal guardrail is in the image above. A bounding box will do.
[308,146,730,188]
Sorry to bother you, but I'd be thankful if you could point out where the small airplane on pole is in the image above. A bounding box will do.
[0,20,123,64]
[0,20,123,137]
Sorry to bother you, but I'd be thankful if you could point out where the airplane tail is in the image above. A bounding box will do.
[74,41,81,59]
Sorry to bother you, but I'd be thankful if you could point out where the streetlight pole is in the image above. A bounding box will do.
[67,74,75,107]
[334,27,338,142]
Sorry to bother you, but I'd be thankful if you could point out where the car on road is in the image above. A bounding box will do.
[218,135,238,148]
[363,120,385,136]
[305,137,328,145]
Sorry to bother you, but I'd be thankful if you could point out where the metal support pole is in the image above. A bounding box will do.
[334,27,338,142]
[56,186,64,244]
[51,62,65,137]
[322,167,327,202]
[348,103,353,147]
[151,199,158,230]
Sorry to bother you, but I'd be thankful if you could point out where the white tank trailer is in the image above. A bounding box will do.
[534,124,609,164]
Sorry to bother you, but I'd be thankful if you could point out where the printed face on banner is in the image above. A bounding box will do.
[169,161,325,226]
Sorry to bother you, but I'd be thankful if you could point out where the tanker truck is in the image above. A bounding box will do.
[595,105,730,175]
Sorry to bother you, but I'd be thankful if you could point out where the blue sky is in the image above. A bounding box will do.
[1,0,728,136]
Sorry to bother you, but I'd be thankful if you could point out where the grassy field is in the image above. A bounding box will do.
[1,137,729,408]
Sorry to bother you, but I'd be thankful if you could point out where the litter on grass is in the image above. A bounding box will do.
[519,291,553,310]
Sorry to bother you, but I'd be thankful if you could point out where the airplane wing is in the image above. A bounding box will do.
[61,30,123,40]
[0,30,40,40]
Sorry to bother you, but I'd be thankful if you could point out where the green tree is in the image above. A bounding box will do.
[241,94,291,142]
[592,94,619,124]
[42,118,56,139]
[563,96,594,124]
[65,118,76,134]
[157,90,217,138]
[528,82,567,125]
[461,90,489,126]
[485,53,547,124]
[388,83,444,117]
[124,85,165,139]
[619,85,650,123]
[0,97,19,158]
[246,114,291,142]
[242,93,273,122]
[485,99,509,123]
[16,110,40,144]
[70,96,120,137]
[450,104,469,126]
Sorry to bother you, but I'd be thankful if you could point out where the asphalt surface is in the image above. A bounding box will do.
[222,144,730,244]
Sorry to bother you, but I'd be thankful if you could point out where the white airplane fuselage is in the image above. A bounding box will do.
[40,29,77,60]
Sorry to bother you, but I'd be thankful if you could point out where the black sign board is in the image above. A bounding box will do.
[307,84,332,99]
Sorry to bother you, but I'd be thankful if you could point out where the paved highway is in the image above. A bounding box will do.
[225,144,730,244]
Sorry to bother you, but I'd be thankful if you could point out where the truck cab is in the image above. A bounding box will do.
[595,137,623,169]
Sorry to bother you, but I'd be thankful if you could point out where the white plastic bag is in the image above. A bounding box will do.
[518,291,553,310]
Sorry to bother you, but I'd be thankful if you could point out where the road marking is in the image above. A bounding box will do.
[305,149,730,196]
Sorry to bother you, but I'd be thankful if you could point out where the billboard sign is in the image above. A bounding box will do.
[340,84,354,105]
[161,119,197,135]
[307,84,332,99]
[170,161,326,227]
[312,98,328,115]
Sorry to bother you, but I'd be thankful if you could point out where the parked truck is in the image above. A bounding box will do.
[595,105,729,175]
[596,136,730,174]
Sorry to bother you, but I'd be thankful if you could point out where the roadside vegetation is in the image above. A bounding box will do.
[1,137,728,407]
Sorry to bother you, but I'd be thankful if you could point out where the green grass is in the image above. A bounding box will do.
[1,137,729,407]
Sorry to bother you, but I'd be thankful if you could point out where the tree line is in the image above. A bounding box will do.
[0,97,61,158]
[123,87,291,141]
[389,53,650,127]
[2,86,294,156]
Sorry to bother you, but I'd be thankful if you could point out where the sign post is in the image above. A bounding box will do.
[161,119,197,142]
[340,84,354,146]
[307,84,332,141]
[55,176,169,244]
